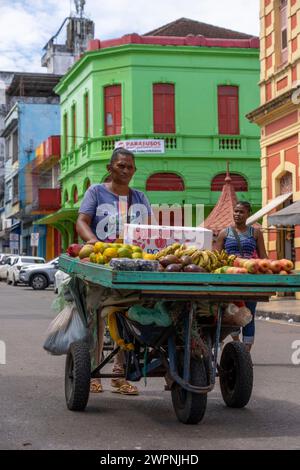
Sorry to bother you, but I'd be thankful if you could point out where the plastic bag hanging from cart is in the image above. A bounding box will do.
[43,304,90,355]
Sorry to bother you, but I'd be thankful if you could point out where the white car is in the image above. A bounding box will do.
[7,256,45,285]
[0,255,18,281]
[54,269,70,294]
[0,253,13,263]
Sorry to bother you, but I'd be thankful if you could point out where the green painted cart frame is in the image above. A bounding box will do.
[59,254,300,299]
[59,255,300,424]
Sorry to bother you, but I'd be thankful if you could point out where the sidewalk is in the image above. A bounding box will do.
[256,297,300,323]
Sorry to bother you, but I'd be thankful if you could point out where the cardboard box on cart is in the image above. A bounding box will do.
[124,224,213,254]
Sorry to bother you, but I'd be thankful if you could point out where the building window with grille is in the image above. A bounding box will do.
[12,130,18,164]
[84,93,89,140]
[71,104,76,149]
[12,175,18,204]
[218,86,240,135]
[104,85,122,136]
[63,113,68,155]
[153,83,175,134]
[280,0,288,64]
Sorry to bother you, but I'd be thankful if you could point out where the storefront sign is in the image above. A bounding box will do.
[30,233,39,247]
[115,139,165,154]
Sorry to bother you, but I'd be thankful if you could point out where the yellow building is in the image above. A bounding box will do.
[247,0,300,275]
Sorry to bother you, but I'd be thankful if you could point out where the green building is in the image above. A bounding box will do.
[39,19,261,250]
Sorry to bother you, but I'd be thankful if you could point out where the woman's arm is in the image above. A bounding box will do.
[214,229,227,252]
[256,229,268,259]
[76,213,98,244]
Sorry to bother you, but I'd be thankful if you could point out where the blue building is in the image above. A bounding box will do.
[2,89,60,257]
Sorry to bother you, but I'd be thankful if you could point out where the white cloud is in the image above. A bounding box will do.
[0,0,260,72]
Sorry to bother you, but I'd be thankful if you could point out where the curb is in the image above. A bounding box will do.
[256,310,300,323]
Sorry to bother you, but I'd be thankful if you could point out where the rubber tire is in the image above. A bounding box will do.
[219,341,253,408]
[6,277,11,285]
[171,355,208,425]
[13,275,18,286]
[30,274,48,290]
[65,341,91,411]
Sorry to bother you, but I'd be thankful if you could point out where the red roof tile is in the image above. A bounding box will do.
[204,171,238,235]
[144,17,255,40]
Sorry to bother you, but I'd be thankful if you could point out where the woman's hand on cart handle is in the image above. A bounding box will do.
[86,238,98,245]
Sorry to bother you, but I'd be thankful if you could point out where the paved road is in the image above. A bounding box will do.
[0,283,300,450]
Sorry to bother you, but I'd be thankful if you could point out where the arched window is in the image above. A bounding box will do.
[279,171,292,195]
[146,173,185,191]
[84,178,91,192]
[72,186,78,203]
[211,173,248,192]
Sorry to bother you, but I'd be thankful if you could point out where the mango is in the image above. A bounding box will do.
[117,247,132,258]
[79,244,95,259]
[94,241,105,254]
[103,247,118,263]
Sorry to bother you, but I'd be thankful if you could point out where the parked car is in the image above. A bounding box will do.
[19,257,59,290]
[0,256,18,281]
[54,269,70,294]
[7,256,45,285]
[0,253,13,263]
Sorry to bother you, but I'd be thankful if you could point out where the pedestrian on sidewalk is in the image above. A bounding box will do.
[215,201,268,352]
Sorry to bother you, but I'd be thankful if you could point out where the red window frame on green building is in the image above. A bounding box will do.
[84,93,89,140]
[104,85,122,135]
[72,104,76,148]
[211,173,248,191]
[218,86,239,135]
[63,113,68,155]
[153,83,175,134]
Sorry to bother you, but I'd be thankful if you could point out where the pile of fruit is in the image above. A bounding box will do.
[66,242,295,275]
[155,244,236,273]
[66,242,156,265]
[222,257,294,275]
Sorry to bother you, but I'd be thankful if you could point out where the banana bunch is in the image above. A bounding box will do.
[190,249,236,272]
[155,243,182,259]
[174,245,198,258]
[213,250,236,267]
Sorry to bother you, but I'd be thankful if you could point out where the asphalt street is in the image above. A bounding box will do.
[0,283,300,450]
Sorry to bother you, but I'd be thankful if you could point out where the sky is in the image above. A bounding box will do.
[0,0,260,73]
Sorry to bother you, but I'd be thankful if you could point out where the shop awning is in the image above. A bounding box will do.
[246,192,292,225]
[268,199,300,226]
[34,208,78,225]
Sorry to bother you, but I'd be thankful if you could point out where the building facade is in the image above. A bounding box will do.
[0,72,14,252]
[1,100,60,255]
[247,0,300,270]
[28,136,61,259]
[39,20,261,250]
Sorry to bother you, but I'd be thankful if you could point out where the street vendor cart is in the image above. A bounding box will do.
[58,254,300,425]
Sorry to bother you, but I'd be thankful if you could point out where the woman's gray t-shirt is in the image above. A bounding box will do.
[79,183,152,241]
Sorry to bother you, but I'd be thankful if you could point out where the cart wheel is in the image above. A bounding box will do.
[171,355,208,425]
[65,341,91,411]
[219,341,253,408]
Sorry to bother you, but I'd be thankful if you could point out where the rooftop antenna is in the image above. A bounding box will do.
[74,0,86,17]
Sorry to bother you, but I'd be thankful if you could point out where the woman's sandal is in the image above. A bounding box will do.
[90,379,103,393]
[111,378,139,395]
